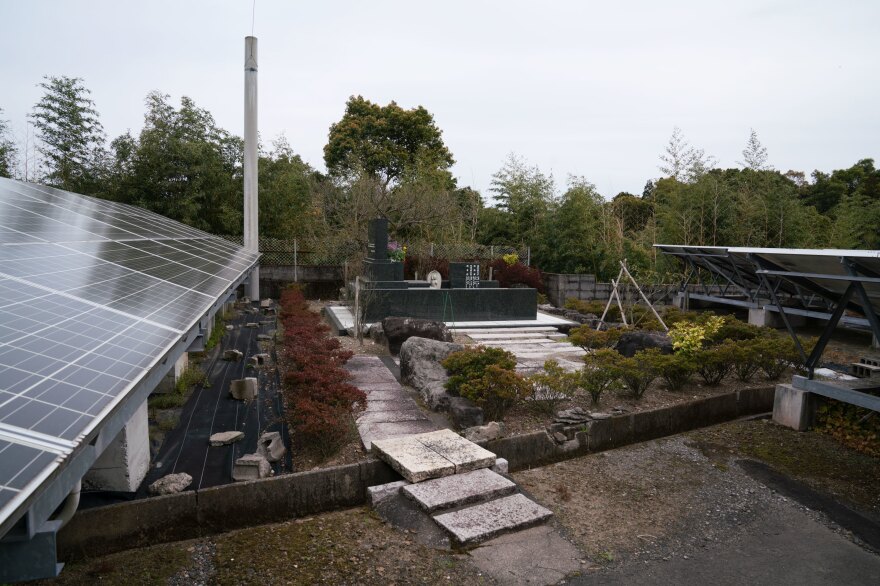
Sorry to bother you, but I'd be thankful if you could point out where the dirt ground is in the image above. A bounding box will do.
[41,418,879,585]
[514,418,880,566]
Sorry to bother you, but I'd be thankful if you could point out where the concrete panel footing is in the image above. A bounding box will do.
[83,400,150,492]
[772,383,813,431]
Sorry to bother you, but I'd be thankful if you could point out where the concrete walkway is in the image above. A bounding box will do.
[345,356,437,451]
[458,326,586,374]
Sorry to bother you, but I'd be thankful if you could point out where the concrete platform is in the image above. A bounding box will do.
[372,429,496,483]
[371,434,457,482]
[415,429,496,474]
[433,493,553,545]
[402,468,516,513]
[326,305,577,332]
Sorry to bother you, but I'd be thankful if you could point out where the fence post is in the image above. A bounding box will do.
[430,242,434,257]
[294,238,298,282]
[526,247,531,267]
[490,245,494,259]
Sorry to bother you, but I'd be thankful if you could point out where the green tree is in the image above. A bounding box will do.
[259,135,324,240]
[0,109,17,178]
[739,128,770,170]
[542,176,606,275]
[108,92,242,234]
[658,127,716,183]
[324,95,454,189]
[30,76,107,193]
[489,153,555,247]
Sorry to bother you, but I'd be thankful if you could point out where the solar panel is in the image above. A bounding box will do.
[0,177,259,535]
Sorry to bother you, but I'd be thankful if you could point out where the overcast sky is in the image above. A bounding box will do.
[2,0,878,199]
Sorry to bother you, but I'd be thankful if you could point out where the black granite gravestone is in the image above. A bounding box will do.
[363,218,404,283]
[449,262,481,289]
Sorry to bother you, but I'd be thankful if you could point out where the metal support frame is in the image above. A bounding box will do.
[0,264,257,582]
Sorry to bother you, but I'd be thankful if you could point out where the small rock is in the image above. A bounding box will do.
[590,412,612,420]
[257,334,272,341]
[223,349,243,361]
[462,421,504,443]
[491,458,509,474]
[232,453,272,481]
[257,431,287,462]
[225,325,234,331]
[229,377,258,401]
[553,431,568,443]
[246,322,259,328]
[149,472,192,495]
[209,430,244,446]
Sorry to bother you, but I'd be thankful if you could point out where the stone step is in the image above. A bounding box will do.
[433,493,553,545]
[455,327,559,334]
[372,429,496,482]
[402,468,516,513]
[468,332,552,339]
[483,338,567,346]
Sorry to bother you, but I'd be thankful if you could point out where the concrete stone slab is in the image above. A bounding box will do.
[364,389,410,401]
[356,382,404,392]
[433,493,553,545]
[371,433,456,482]
[366,480,410,506]
[415,429,496,473]
[364,397,419,412]
[209,430,244,446]
[359,420,440,452]
[469,524,583,585]
[356,409,430,426]
[402,468,516,512]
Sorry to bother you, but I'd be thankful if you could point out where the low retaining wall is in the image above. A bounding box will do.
[486,386,775,470]
[58,386,774,560]
[543,273,725,308]
[58,459,398,561]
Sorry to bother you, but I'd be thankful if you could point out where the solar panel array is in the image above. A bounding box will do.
[655,244,880,316]
[0,177,259,533]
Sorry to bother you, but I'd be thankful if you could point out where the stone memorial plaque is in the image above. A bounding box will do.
[450,262,481,289]
[427,270,442,289]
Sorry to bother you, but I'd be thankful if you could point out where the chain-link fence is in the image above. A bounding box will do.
[218,236,530,268]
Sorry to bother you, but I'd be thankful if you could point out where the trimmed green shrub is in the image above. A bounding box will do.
[528,359,581,414]
[568,325,622,351]
[565,298,620,321]
[730,338,763,382]
[616,348,661,399]
[581,349,622,405]
[694,342,737,385]
[647,351,696,391]
[756,336,800,380]
[442,346,517,396]
[459,365,532,420]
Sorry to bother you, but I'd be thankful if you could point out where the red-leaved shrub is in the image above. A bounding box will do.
[488,259,545,292]
[279,287,364,457]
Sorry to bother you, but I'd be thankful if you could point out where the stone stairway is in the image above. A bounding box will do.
[456,325,585,374]
[369,429,553,545]
[346,355,438,450]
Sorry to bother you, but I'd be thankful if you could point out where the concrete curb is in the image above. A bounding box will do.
[58,386,774,560]
[485,386,775,471]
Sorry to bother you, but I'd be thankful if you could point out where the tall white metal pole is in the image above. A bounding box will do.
[244,36,260,300]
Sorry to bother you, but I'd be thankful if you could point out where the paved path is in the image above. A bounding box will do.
[346,356,437,451]
[458,326,586,374]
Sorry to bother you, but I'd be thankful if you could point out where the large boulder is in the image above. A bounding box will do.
[399,337,463,399]
[382,317,453,354]
[615,330,673,358]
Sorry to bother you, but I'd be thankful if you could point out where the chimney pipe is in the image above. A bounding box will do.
[244,36,259,301]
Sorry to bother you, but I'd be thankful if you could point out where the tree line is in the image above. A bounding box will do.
[1,76,877,281]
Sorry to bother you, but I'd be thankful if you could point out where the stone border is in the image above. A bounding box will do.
[485,386,775,470]
[57,387,773,560]
[58,459,398,561]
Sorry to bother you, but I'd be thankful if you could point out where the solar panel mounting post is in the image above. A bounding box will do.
[244,36,259,300]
